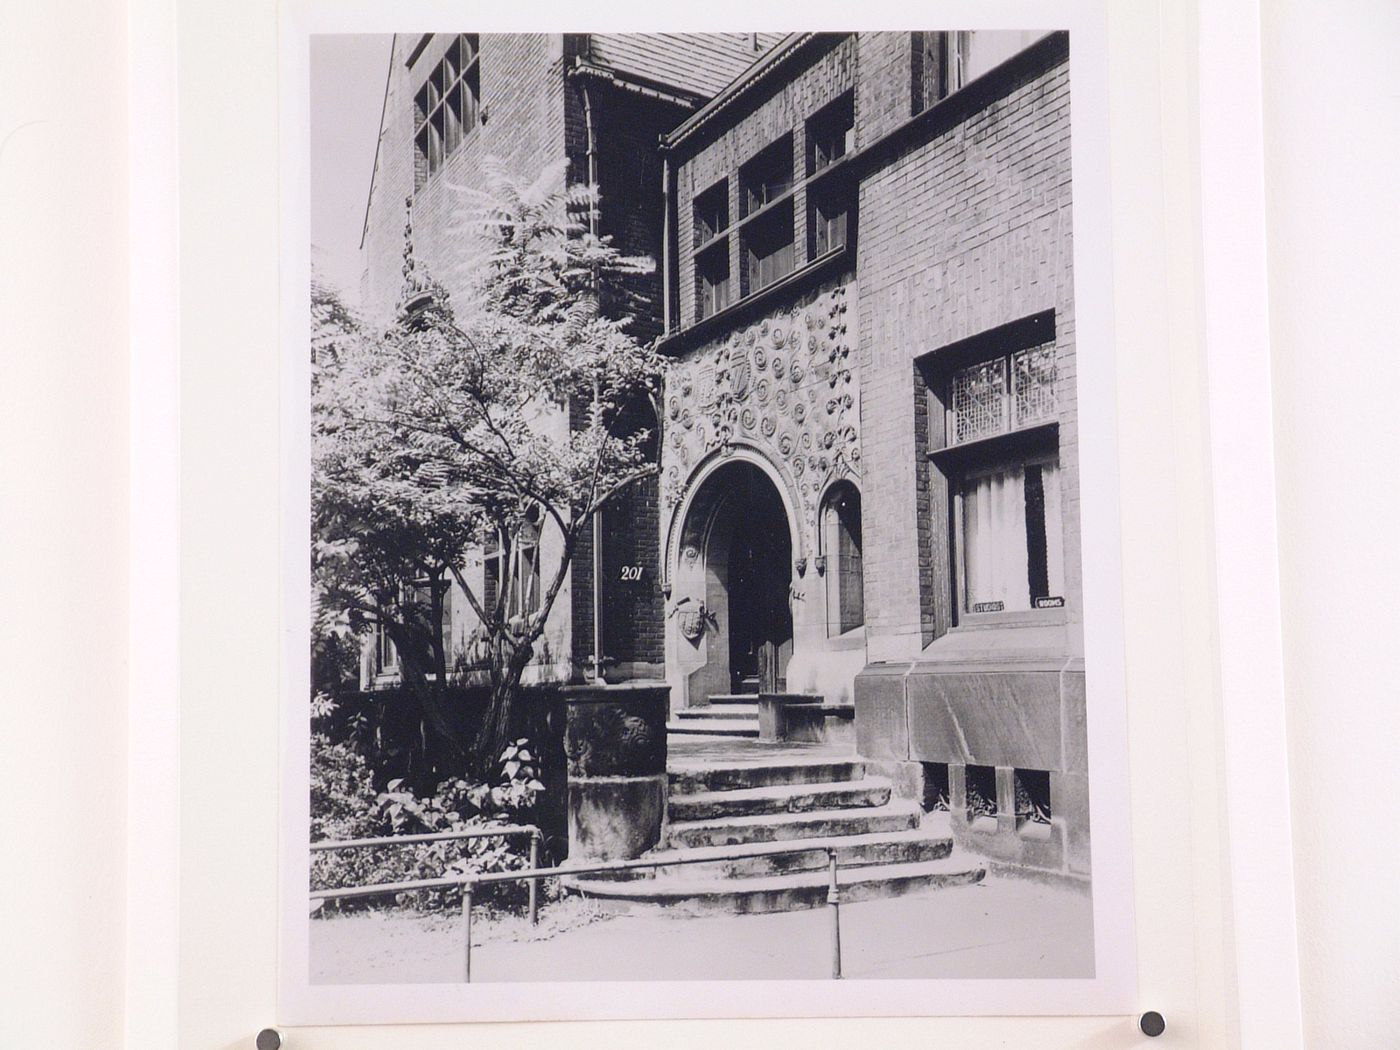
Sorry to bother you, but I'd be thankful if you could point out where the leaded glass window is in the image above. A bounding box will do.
[947,344,1057,445]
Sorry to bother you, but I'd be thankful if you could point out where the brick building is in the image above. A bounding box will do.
[656,31,1085,879]
[357,31,1086,880]
[355,32,782,688]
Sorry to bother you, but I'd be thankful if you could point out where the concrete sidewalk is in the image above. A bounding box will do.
[310,876,1094,984]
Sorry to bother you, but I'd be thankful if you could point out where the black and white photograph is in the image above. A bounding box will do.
[285,20,1136,1021]
[19,0,1400,1045]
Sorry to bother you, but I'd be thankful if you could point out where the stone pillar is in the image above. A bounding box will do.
[562,682,670,862]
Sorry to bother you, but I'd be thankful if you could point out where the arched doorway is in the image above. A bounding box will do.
[672,458,794,703]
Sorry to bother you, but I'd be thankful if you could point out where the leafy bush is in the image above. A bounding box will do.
[310,732,552,915]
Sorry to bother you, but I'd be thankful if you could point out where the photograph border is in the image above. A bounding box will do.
[277,0,1138,1025]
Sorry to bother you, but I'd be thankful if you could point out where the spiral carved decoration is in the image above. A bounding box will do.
[662,284,859,544]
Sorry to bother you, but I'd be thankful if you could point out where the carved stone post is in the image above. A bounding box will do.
[562,683,670,861]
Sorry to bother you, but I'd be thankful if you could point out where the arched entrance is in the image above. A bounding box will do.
[671,459,794,704]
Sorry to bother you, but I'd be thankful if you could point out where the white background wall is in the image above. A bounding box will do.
[0,0,130,1046]
[1260,1,1400,1046]
[1,0,1397,1047]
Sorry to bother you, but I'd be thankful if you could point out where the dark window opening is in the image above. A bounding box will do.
[811,189,848,256]
[913,31,969,113]
[740,134,793,218]
[965,764,998,823]
[921,762,950,812]
[1015,768,1052,838]
[697,249,731,320]
[808,92,855,174]
[694,179,729,247]
[742,200,795,295]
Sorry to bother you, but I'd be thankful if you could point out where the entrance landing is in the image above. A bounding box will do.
[667,733,852,771]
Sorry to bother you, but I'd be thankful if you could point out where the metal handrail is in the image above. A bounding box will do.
[311,841,846,981]
[312,823,543,925]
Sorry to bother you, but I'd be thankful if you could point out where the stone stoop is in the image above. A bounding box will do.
[566,758,986,914]
[665,694,761,738]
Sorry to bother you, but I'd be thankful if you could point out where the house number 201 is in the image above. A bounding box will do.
[620,565,644,581]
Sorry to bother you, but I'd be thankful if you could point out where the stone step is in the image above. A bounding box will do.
[669,759,866,793]
[668,777,893,822]
[638,828,953,879]
[705,693,762,705]
[666,719,759,738]
[675,704,759,720]
[666,799,924,849]
[567,855,985,916]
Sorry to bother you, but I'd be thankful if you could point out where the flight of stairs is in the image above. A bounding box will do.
[665,694,760,738]
[567,757,985,914]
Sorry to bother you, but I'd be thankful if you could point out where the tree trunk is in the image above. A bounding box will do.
[475,638,534,768]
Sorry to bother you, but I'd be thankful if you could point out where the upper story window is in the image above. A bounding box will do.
[809,93,854,174]
[414,34,480,189]
[694,180,728,247]
[913,31,970,113]
[739,135,795,295]
[740,135,793,217]
[807,93,854,258]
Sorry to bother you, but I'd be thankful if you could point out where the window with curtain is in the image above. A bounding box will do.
[943,341,1064,616]
[959,456,1064,613]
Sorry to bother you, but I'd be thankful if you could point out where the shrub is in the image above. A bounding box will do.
[310,732,551,914]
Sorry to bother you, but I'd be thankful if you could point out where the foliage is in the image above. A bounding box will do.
[310,731,553,914]
[311,157,662,767]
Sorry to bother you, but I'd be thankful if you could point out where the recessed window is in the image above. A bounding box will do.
[913,31,970,113]
[414,34,480,188]
[947,345,1057,446]
[740,135,793,218]
[959,454,1064,614]
[1014,768,1051,834]
[694,180,728,247]
[921,762,950,811]
[483,514,542,621]
[808,93,855,174]
[822,482,864,634]
[743,203,795,295]
[812,190,848,256]
[965,764,998,828]
[933,338,1064,617]
[697,249,731,320]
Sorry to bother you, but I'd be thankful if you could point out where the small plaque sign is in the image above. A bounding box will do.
[971,601,1005,613]
[1035,596,1065,609]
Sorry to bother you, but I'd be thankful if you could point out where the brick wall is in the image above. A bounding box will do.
[854,39,1077,660]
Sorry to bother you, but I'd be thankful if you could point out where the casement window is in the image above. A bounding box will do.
[942,342,1064,615]
[809,93,854,174]
[738,136,796,295]
[483,513,542,621]
[744,205,796,294]
[807,93,854,259]
[374,619,398,675]
[821,482,864,635]
[693,180,732,319]
[697,251,731,319]
[913,31,970,113]
[413,34,480,188]
[740,135,793,217]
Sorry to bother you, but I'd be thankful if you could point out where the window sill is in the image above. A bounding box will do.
[926,421,1058,472]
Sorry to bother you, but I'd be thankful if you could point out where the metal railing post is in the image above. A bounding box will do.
[528,830,541,926]
[826,849,842,980]
[462,881,475,983]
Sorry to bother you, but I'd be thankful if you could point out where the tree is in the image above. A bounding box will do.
[312,157,661,768]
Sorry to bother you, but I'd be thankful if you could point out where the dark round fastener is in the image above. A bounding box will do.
[1139,1011,1166,1037]
[256,1029,282,1050]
